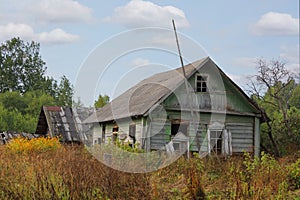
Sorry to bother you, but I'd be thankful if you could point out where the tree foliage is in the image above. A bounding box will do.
[0,90,56,133]
[94,94,110,108]
[0,37,46,93]
[0,37,74,133]
[248,58,300,156]
[56,75,74,107]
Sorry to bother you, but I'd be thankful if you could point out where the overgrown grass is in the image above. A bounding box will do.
[0,138,299,199]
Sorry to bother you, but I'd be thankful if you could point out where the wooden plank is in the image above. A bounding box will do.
[232,143,253,148]
[150,143,165,149]
[232,147,253,152]
[231,138,253,144]
[228,126,253,130]
[232,136,253,140]
[226,123,253,127]
[231,133,253,138]
[151,135,169,140]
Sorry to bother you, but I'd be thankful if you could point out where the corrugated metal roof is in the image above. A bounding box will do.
[84,57,209,123]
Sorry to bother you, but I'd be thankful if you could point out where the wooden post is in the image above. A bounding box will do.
[254,117,260,157]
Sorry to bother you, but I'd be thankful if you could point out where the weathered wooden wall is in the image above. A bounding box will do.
[91,59,259,155]
[96,118,143,146]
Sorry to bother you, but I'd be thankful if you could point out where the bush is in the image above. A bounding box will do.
[6,137,61,154]
[288,158,300,190]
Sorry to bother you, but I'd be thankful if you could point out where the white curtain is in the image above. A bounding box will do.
[222,129,232,156]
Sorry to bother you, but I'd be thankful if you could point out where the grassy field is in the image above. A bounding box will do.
[0,137,299,199]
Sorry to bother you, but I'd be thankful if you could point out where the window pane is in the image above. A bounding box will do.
[196,75,207,92]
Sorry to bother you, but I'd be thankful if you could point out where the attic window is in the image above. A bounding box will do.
[196,75,207,92]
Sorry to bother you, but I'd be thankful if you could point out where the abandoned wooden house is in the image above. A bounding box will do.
[84,57,262,156]
[35,106,93,144]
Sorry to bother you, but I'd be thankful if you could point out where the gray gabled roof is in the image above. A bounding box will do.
[84,57,209,123]
[84,56,261,124]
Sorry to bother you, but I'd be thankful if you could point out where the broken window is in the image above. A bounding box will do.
[129,123,136,147]
[102,124,106,143]
[112,126,119,133]
[112,125,119,143]
[196,74,208,92]
[171,123,188,137]
[209,130,223,155]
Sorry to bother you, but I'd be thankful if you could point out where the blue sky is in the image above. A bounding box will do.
[0,0,299,105]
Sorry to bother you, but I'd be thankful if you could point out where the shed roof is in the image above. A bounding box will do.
[35,106,92,142]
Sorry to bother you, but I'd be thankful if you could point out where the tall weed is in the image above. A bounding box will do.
[0,142,299,199]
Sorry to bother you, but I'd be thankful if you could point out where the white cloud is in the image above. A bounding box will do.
[0,23,79,45]
[233,44,299,79]
[131,58,150,67]
[27,0,93,24]
[232,57,259,69]
[0,23,35,40]
[227,73,249,89]
[104,0,189,28]
[38,28,80,45]
[149,34,177,48]
[279,45,300,73]
[252,12,299,36]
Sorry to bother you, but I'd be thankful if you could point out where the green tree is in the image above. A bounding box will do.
[94,94,110,108]
[0,38,75,133]
[248,58,300,156]
[24,90,56,117]
[0,91,27,114]
[56,75,74,107]
[289,84,300,109]
[0,90,57,133]
[0,37,47,93]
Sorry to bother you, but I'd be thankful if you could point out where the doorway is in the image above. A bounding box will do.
[171,120,188,138]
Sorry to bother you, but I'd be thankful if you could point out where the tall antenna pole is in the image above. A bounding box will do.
[172,19,186,78]
[172,19,199,159]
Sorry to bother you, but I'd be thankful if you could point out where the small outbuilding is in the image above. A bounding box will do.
[35,106,92,143]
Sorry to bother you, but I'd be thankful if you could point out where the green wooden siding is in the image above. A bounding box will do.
[147,110,255,153]
[164,59,258,114]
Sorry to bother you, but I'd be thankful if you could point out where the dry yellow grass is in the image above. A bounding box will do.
[0,139,299,199]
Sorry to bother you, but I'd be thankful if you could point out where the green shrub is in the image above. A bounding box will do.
[288,158,300,190]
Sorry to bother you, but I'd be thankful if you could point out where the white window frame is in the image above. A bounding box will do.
[207,128,232,156]
[208,129,223,155]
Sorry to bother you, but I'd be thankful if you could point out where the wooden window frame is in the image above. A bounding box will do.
[209,129,223,155]
[195,74,208,92]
